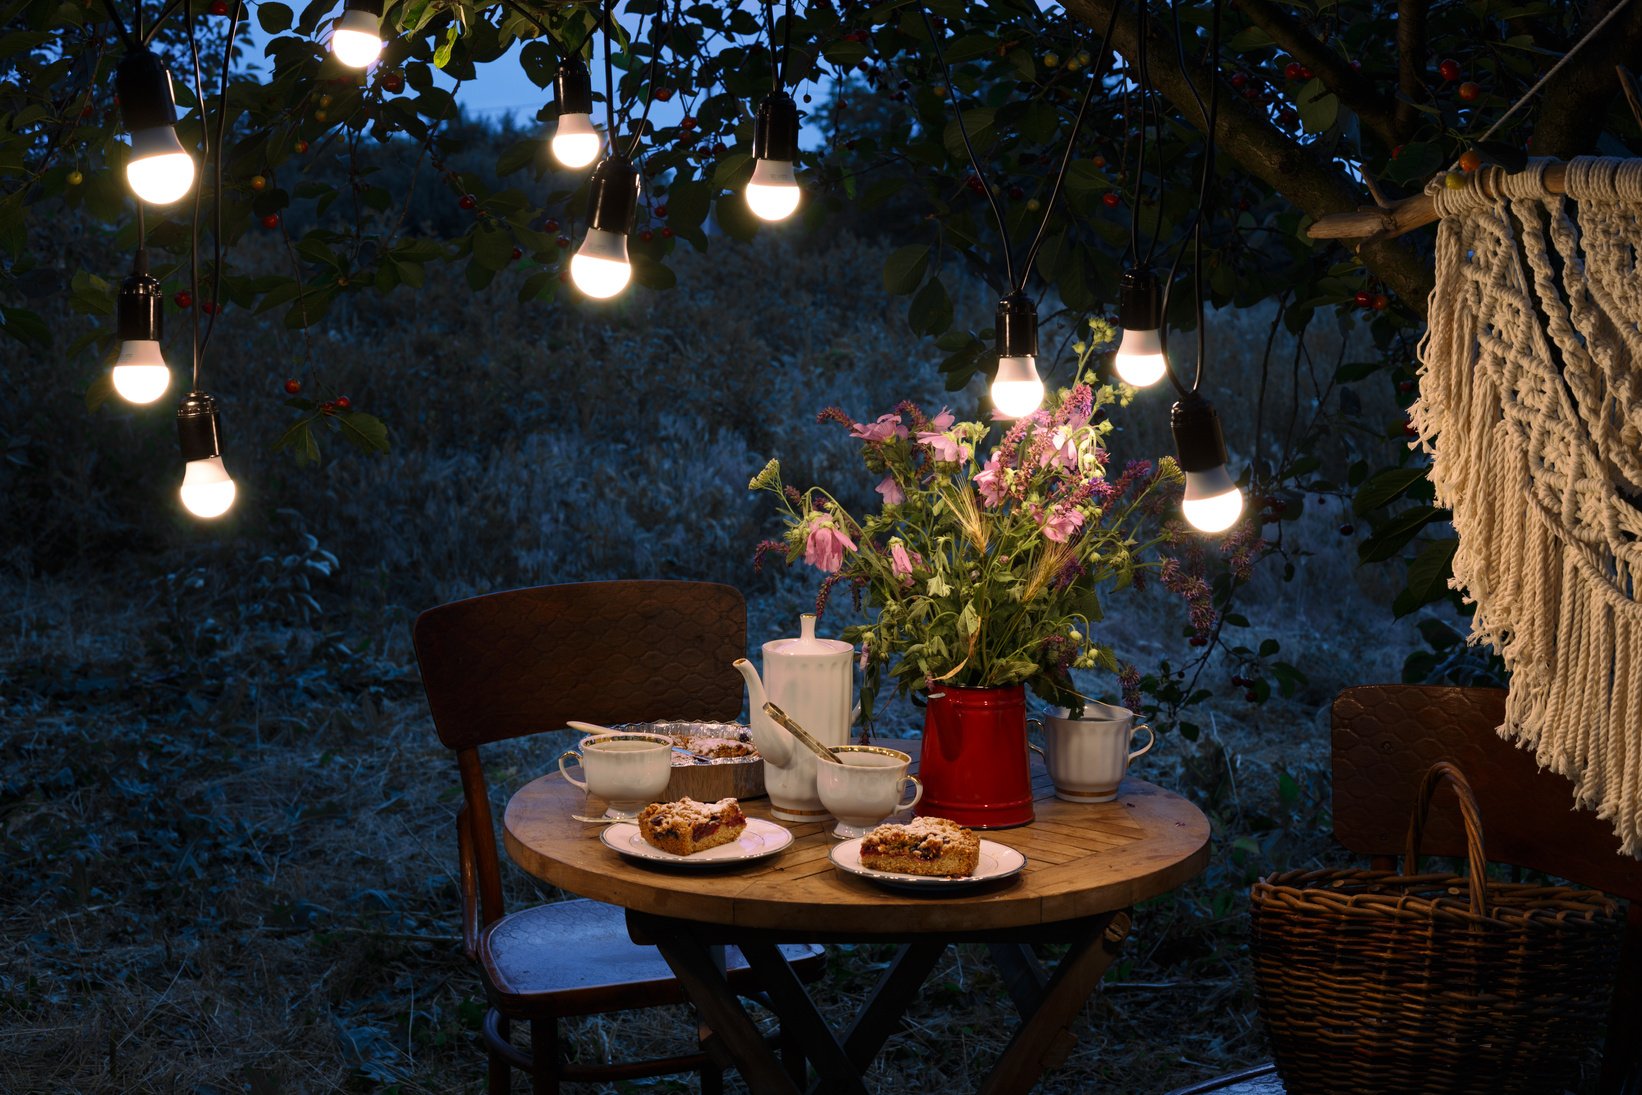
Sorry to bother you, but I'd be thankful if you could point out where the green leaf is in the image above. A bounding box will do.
[257,2,293,33]
[942,108,996,162]
[1358,504,1448,563]
[882,244,929,295]
[1393,537,1459,617]
[84,370,114,412]
[1296,78,1339,132]
[1354,466,1429,514]
[336,411,390,455]
[907,276,952,337]
[495,139,538,178]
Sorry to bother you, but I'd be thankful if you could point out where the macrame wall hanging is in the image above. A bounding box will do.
[1413,157,1642,857]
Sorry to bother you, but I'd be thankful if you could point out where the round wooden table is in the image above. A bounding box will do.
[504,743,1210,1095]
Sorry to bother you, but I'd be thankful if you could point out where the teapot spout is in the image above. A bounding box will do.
[734,657,793,767]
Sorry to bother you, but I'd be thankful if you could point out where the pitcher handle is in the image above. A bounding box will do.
[897,775,923,812]
[1128,724,1155,763]
[557,750,588,792]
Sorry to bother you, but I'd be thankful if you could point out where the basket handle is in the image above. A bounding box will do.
[1402,760,1490,919]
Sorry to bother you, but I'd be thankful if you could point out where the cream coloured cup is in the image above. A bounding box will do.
[815,745,923,839]
[558,732,674,819]
[1028,709,1154,803]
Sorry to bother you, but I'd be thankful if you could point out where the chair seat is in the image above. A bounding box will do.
[478,897,825,1018]
[1164,1064,1282,1095]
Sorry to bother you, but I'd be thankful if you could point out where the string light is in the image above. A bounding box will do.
[571,155,639,298]
[746,92,801,221]
[111,248,170,404]
[550,58,601,168]
[1114,266,1167,387]
[330,0,384,68]
[116,49,195,205]
[1171,392,1242,532]
[991,292,1045,418]
[176,392,236,518]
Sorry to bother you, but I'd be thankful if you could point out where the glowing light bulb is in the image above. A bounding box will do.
[126,127,195,205]
[1114,326,1168,387]
[112,340,171,404]
[180,455,237,518]
[330,6,383,68]
[746,158,800,221]
[571,228,632,299]
[551,112,601,168]
[992,355,1045,418]
[1182,464,1244,532]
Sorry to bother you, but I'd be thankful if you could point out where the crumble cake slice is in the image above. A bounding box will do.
[859,816,981,877]
[637,797,748,856]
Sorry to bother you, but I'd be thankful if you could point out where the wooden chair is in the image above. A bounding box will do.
[1167,684,1642,1095]
[413,580,825,1094]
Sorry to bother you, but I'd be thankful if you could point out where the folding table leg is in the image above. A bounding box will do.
[977,910,1131,1095]
[838,942,948,1071]
[739,943,869,1095]
[987,943,1049,1018]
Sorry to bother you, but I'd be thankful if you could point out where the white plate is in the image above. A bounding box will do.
[601,816,793,868]
[829,837,1027,892]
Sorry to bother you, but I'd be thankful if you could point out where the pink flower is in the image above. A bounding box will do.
[1042,427,1078,471]
[929,407,956,431]
[850,413,907,443]
[889,541,921,584]
[875,473,905,505]
[917,430,971,464]
[974,454,1008,506]
[803,514,857,573]
[1040,504,1085,543]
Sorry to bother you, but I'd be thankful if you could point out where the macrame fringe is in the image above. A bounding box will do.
[1415,157,1642,858]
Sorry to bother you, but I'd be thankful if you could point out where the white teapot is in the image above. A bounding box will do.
[733,613,857,822]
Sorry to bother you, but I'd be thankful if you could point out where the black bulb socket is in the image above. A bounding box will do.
[995,292,1038,359]
[177,391,224,463]
[752,92,799,162]
[116,49,179,134]
[343,0,383,15]
[1119,266,1162,332]
[555,57,593,117]
[1170,392,1229,474]
[584,155,640,234]
[117,250,163,342]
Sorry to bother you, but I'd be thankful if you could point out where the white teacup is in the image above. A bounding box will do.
[558,732,674,819]
[815,745,923,839]
[1028,707,1154,803]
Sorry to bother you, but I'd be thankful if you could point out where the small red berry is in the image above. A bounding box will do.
[1244,689,1258,702]
[1283,61,1302,80]
[1230,72,1248,89]
[966,175,985,194]
[459,194,477,210]
[1102,192,1121,209]
[1392,144,1404,159]
[1230,675,1245,687]
[639,229,654,242]
[1457,81,1481,102]
[174,291,192,308]
[661,226,674,239]
[555,235,571,249]
[653,87,674,102]
[261,213,279,229]
[321,400,336,415]
[294,139,309,154]
[510,247,523,260]
[336,396,351,410]
[1189,636,1208,647]
[1299,66,1313,80]
[1278,107,1298,126]
[655,203,669,217]
[1338,523,1355,536]
[1373,293,1390,311]
[382,72,404,93]
[712,141,726,154]
[1007,185,1025,200]
[543,217,560,233]
[209,0,228,14]
[1438,58,1461,82]
[1242,87,1259,102]
[1354,290,1372,308]
[1091,155,1106,168]
[679,116,697,130]
[201,300,217,315]
[284,378,301,395]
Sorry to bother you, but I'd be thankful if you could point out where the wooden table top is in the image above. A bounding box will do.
[503,741,1211,935]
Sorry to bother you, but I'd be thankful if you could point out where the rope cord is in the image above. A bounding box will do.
[919,2,1015,290]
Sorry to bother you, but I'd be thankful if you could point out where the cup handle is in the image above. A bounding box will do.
[897,775,923,812]
[1128,724,1155,763]
[1026,717,1045,760]
[557,750,588,792]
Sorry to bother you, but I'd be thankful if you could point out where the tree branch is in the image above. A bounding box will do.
[1236,0,1400,149]
[1062,0,1435,314]
[1528,0,1642,158]
[1395,0,1429,141]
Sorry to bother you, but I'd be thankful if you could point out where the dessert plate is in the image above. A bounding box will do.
[829,838,1028,892]
[601,816,793,868]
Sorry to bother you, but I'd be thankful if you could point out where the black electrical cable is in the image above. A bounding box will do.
[622,0,674,160]
[186,1,205,387]
[1127,1,1146,265]
[141,0,185,45]
[601,0,614,141]
[1191,0,1221,393]
[919,3,1014,290]
[1016,0,1120,289]
[100,0,136,49]
[201,0,241,358]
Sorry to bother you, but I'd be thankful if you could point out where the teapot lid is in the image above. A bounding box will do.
[767,613,852,656]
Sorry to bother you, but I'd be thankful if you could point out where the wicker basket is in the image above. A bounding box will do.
[1250,761,1624,1095]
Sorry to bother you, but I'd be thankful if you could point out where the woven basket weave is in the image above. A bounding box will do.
[1250,761,1624,1095]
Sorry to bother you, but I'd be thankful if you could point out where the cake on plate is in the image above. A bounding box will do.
[859,816,981,877]
[637,797,748,856]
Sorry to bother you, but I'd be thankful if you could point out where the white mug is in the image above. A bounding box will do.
[558,732,674,819]
[815,745,923,839]
[1028,707,1154,803]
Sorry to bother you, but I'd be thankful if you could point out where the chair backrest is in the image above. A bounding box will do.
[1332,684,1642,1095]
[412,580,748,928]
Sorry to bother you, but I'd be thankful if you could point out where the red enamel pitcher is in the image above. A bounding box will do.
[916,683,1035,829]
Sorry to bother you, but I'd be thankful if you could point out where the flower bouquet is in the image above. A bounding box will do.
[750,377,1181,725]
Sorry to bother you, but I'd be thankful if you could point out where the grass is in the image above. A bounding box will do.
[1,215,1438,1092]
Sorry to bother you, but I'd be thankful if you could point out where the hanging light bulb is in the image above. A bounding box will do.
[550,58,601,169]
[1115,266,1168,387]
[990,292,1045,418]
[746,91,801,222]
[330,0,384,68]
[111,249,171,405]
[177,391,237,519]
[571,155,640,299]
[1171,392,1243,533]
[116,50,195,206]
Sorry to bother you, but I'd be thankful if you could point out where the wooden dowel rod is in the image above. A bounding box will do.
[1307,162,1569,241]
